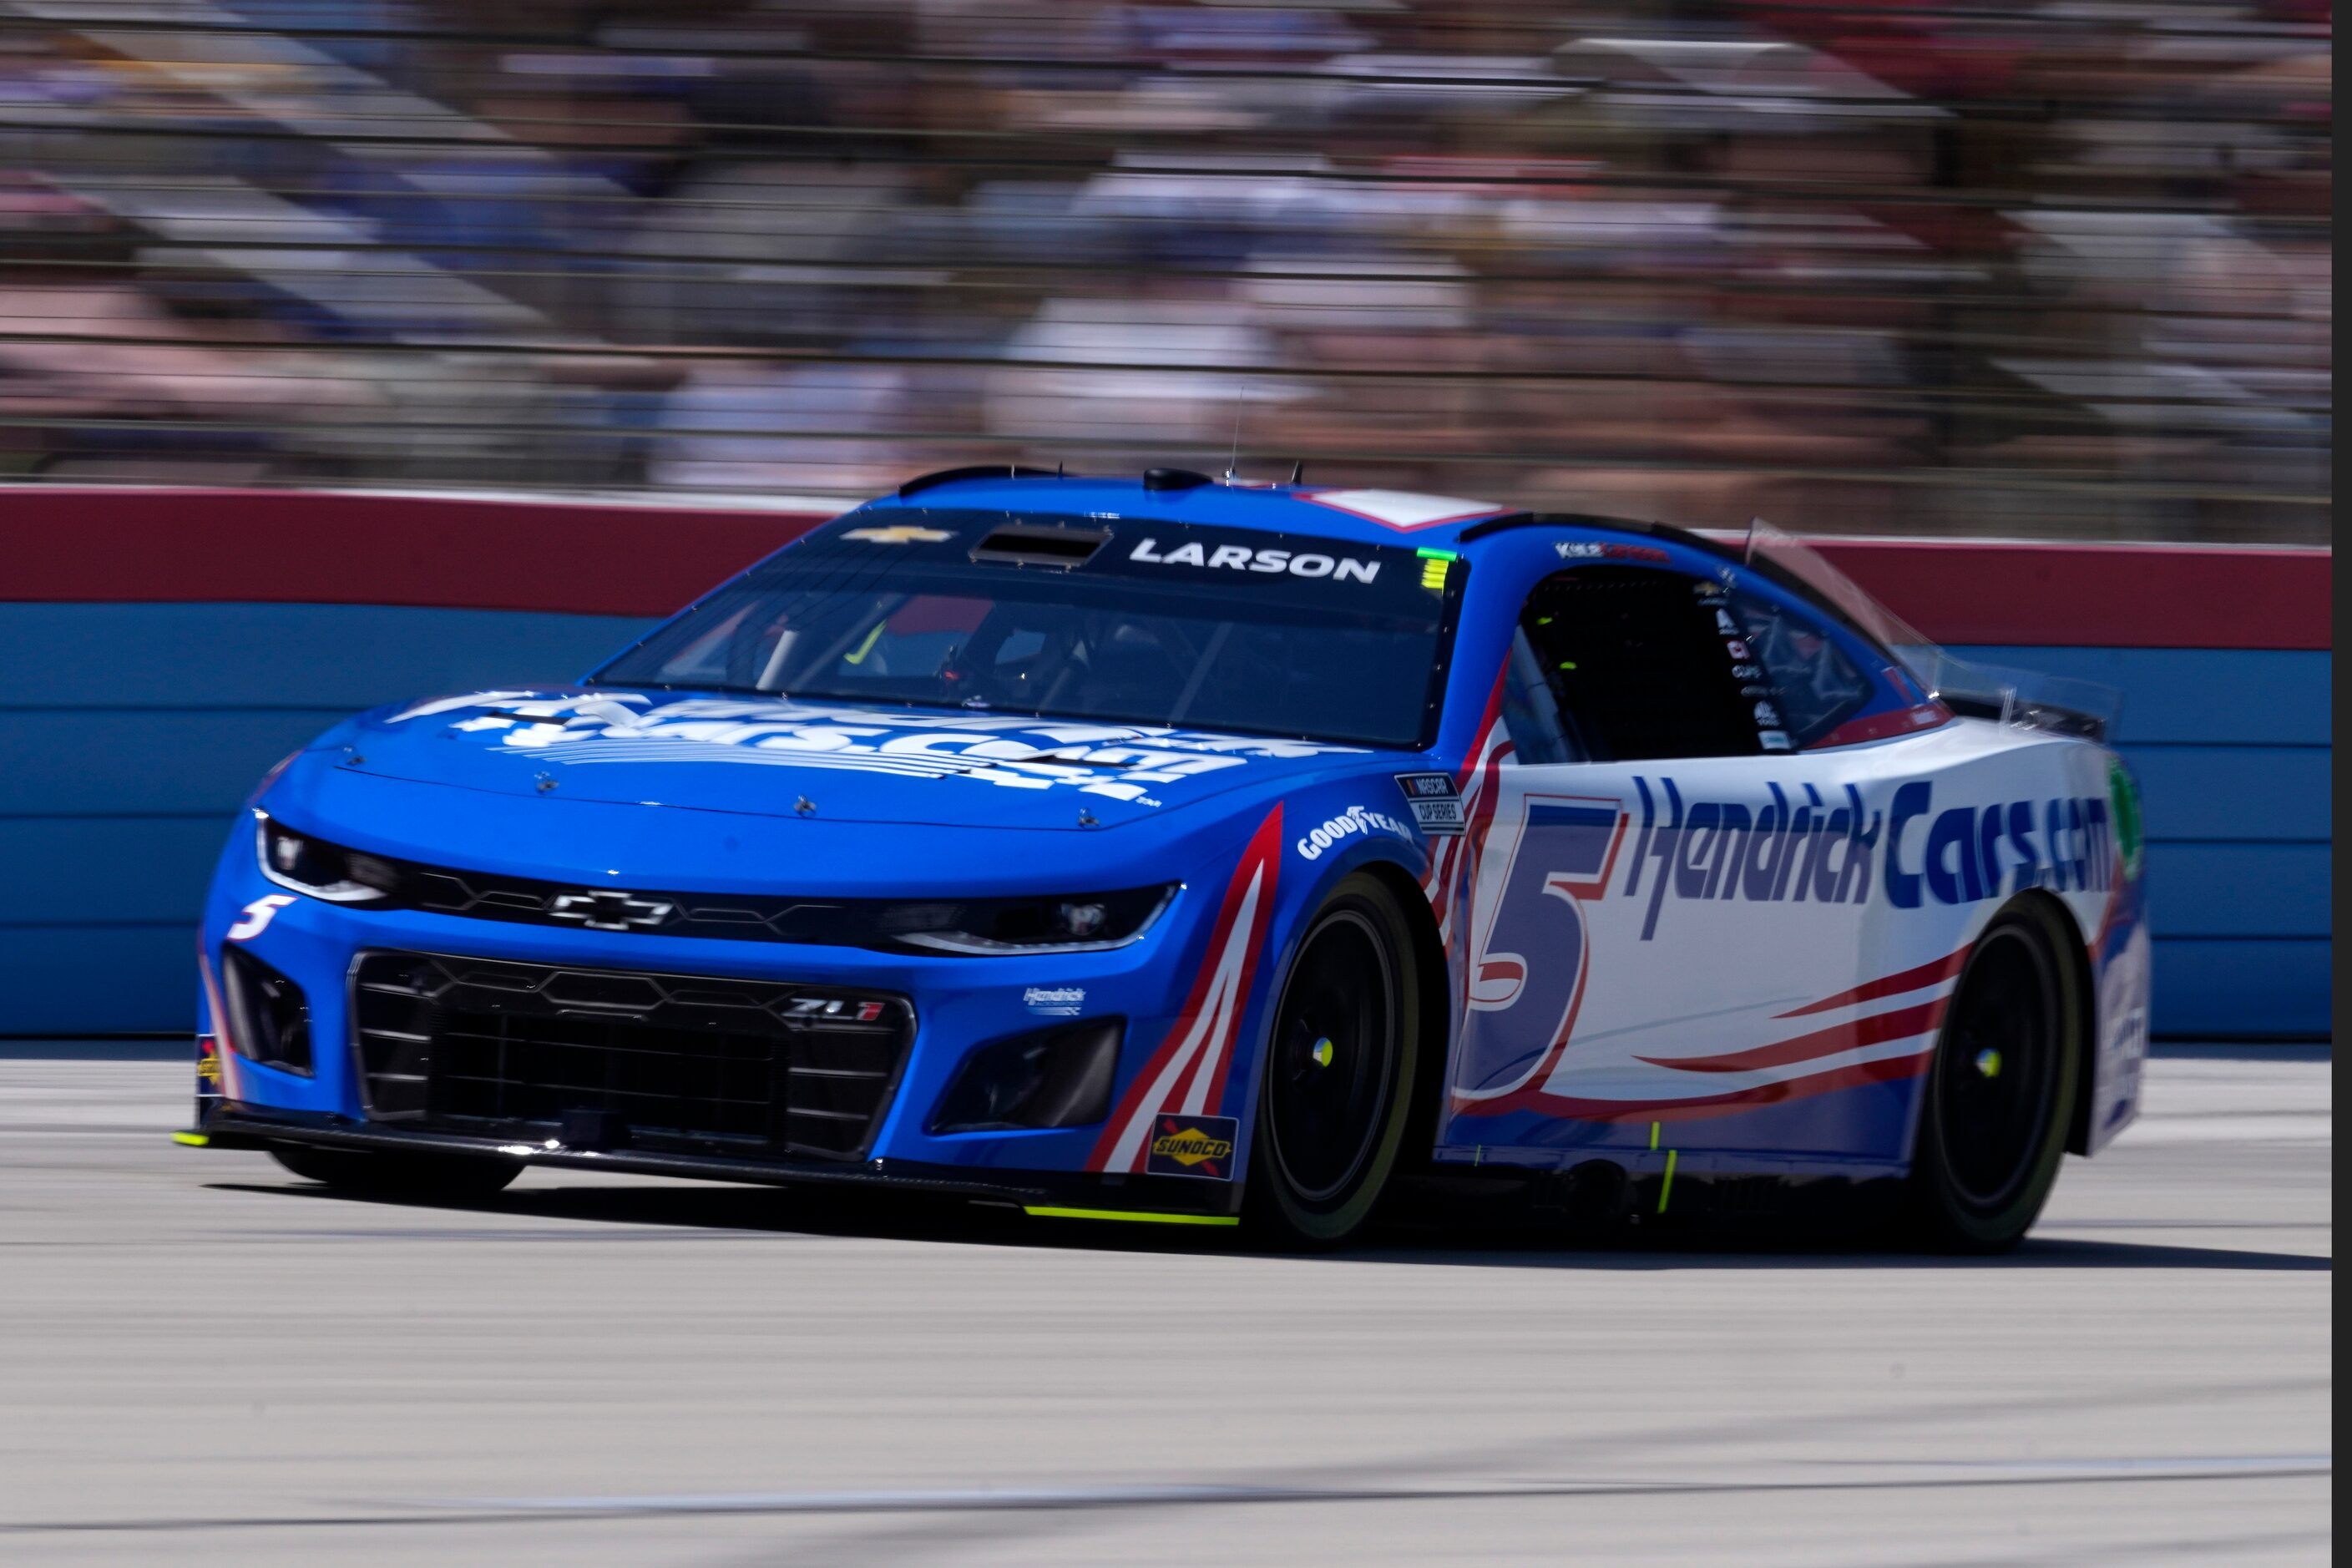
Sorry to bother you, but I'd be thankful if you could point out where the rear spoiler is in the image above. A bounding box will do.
[1737,521,2122,745]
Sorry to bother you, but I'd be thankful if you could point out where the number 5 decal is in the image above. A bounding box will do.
[1451,795,1626,1102]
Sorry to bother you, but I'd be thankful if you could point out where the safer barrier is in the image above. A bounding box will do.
[3,488,2329,1038]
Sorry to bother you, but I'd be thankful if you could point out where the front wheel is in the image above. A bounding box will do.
[1899,899,2081,1252]
[270,1143,522,1200]
[1245,873,1422,1249]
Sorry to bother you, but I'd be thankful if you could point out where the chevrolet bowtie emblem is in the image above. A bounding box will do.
[844,525,953,544]
[547,890,675,931]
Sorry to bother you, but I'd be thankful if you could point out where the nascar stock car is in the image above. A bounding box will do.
[185,467,2151,1249]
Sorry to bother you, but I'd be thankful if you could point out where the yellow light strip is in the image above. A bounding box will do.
[1657,1148,1678,1215]
[1022,1206,1239,1227]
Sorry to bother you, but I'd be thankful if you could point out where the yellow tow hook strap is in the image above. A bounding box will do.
[170,1131,210,1148]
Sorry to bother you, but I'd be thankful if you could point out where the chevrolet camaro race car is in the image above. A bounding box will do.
[185,468,2151,1248]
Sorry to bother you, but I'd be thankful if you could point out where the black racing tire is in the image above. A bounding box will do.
[269,1143,522,1200]
[1244,872,1422,1249]
[1899,898,2081,1253]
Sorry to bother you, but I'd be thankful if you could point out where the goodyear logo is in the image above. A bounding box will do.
[1146,1114,1238,1181]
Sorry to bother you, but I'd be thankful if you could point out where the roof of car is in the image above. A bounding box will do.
[853,469,1607,552]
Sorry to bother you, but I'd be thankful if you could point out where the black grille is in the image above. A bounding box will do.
[349,952,913,1161]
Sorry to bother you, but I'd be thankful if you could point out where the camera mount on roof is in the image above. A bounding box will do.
[1141,468,1214,492]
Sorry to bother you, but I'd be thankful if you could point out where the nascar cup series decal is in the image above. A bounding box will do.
[389,692,1362,805]
[1394,771,1467,835]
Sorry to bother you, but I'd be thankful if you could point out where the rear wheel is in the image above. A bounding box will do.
[1900,900,2081,1252]
[1245,873,1422,1248]
[270,1144,521,1200]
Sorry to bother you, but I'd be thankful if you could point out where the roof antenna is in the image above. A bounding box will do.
[1224,377,1248,484]
[1287,460,1304,485]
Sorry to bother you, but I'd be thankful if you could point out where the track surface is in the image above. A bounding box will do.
[0,1048,2329,1565]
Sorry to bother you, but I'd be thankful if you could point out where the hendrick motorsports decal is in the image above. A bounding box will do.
[1145,1113,1238,1180]
[391,693,1363,805]
[1024,985,1085,1016]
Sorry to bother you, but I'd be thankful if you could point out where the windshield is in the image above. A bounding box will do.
[591,509,1466,748]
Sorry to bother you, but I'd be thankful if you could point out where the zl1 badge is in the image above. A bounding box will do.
[1146,1115,1238,1180]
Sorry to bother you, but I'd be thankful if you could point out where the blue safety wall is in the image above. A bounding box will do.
[0,604,2329,1036]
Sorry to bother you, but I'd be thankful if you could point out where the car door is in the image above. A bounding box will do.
[1439,556,1911,1165]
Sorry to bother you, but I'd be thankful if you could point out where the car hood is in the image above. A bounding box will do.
[336,687,1393,832]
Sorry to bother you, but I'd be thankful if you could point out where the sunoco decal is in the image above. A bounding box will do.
[1145,1114,1238,1180]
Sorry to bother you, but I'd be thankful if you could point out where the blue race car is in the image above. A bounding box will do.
[188,468,2150,1248]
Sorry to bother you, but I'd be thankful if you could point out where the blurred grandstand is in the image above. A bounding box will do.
[0,0,2329,539]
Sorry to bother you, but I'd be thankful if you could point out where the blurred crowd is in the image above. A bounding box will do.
[0,0,2330,539]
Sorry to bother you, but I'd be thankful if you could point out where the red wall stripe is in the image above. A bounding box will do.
[0,487,2329,648]
[0,488,822,620]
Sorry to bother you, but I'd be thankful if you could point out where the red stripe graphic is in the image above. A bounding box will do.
[1638,997,1948,1075]
[1776,945,1970,1019]
[1505,1050,1935,1124]
[1423,670,1510,953]
[1812,701,1953,750]
[1087,806,1283,1173]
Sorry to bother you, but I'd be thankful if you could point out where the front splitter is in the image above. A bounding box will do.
[192,1108,1244,1223]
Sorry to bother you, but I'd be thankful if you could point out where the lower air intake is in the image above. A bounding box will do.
[350,952,913,1161]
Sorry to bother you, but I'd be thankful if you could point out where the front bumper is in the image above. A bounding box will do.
[196,847,1245,1219]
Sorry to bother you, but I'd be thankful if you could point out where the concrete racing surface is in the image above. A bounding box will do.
[0,1048,2328,1565]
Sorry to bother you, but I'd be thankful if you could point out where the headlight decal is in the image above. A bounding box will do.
[255,812,402,905]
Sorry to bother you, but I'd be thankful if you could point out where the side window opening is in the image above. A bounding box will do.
[1515,565,1763,762]
[1729,588,1871,748]
[1500,625,1581,766]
